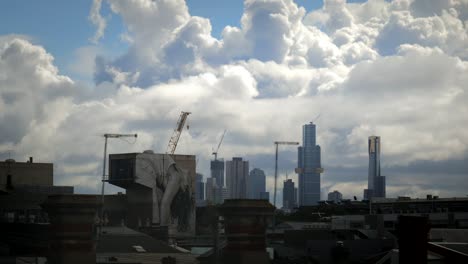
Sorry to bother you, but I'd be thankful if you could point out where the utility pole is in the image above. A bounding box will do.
[99,133,137,237]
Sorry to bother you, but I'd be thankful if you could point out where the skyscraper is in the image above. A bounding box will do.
[210,159,224,187]
[205,177,217,203]
[195,173,205,202]
[283,179,296,209]
[247,168,266,199]
[259,191,270,201]
[363,136,386,199]
[327,190,343,203]
[225,157,249,199]
[297,122,322,206]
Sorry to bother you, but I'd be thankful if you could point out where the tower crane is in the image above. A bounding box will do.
[212,129,226,160]
[166,111,191,155]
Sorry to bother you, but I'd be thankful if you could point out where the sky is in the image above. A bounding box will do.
[1,0,467,206]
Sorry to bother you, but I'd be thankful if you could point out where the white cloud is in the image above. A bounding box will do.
[1,0,467,199]
[89,0,107,43]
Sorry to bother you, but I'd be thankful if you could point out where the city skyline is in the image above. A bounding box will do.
[1,0,467,205]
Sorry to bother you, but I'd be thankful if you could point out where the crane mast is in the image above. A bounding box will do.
[166,111,191,155]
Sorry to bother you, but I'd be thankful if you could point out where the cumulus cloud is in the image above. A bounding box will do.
[89,0,107,43]
[1,0,468,204]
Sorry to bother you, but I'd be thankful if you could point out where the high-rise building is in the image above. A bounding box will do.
[247,168,266,199]
[363,136,386,200]
[216,187,229,204]
[205,177,217,203]
[327,190,343,203]
[283,179,296,209]
[210,159,224,187]
[195,173,205,202]
[259,191,270,201]
[297,122,322,206]
[225,157,249,199]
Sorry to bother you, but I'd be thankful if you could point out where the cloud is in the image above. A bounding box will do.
[89,0,107,43]
[1,0,468,202]
[0,38,74,144]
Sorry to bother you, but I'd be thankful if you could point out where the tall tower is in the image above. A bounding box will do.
[210,159,224,187]
[247,168,266,199]
[364,136,386,199]
[297,122,322,206]
[226,157,249,199]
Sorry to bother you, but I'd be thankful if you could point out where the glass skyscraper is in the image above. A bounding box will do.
[247,168,266,199]
[297,122,322,205]
[364,136,386,199]
[210,159,224,187]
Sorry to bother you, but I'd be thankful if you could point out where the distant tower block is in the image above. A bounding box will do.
[297,122,323,206]
[364,136,386,200]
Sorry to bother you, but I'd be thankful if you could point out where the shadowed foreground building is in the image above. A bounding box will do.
[198,199,274,264]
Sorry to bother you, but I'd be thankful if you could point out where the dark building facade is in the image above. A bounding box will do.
[210,159,224,187]
[196,173,205,202]
[283,179,297,209]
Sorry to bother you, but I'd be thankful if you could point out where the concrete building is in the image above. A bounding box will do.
[1,158,53,191]
[195,173,205,202]
[0,157,74,225]
[210,159,224,187]
[363,136,386,200]
[108,152,196,236]
[225,157,249,199]
[283,179,297,209]
[328,190,343,203]
[297,122,322,206]
[247,168,266,199]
